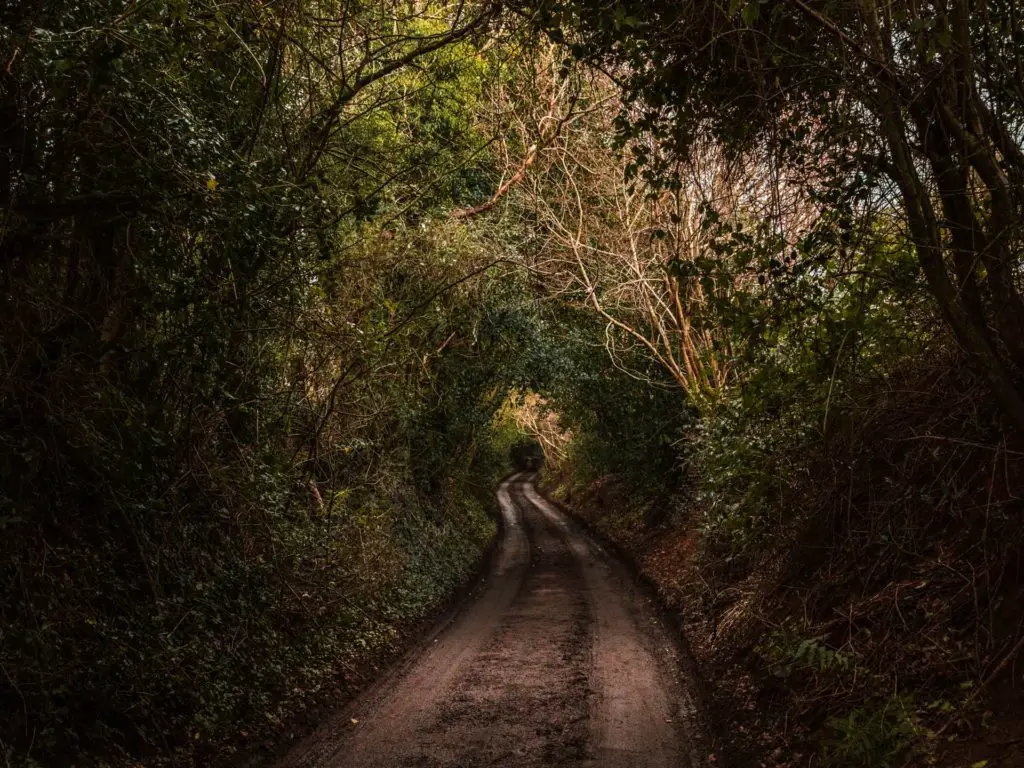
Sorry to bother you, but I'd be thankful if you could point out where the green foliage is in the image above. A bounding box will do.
[691,398,809,556]
[822,696,922,768]
[761,628,854,679]
[535,0,1024,429]
[4,0,1021,766]
[540,308,693,494]
[0,2,540,764]
[686,203,934,558]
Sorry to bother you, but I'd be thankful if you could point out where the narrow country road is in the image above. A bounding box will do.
[280,474,697,768]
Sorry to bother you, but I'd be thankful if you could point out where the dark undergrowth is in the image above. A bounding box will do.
[545,346,1024,767]
[0,3,543,764]
[2,450,504,768]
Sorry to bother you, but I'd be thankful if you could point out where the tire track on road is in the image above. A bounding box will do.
[279,474,692,768]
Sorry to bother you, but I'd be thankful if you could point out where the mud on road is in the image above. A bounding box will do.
[279,474,700,768]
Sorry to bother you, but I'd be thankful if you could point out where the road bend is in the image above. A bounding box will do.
[280,473,695,768]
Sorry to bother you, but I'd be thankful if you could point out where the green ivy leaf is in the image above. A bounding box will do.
[741,1,759,25]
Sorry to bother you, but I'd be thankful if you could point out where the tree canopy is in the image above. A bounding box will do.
[3,0,1024,765]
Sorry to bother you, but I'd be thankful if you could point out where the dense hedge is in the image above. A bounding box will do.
[0,2,536,764]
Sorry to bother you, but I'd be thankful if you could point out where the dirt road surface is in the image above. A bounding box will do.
[280,474,699,768]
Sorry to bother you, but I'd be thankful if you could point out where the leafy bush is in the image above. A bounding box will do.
[822,696,921,768]
[542,309,694,497]
[761,628,854,679]
[0,2,540,763]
